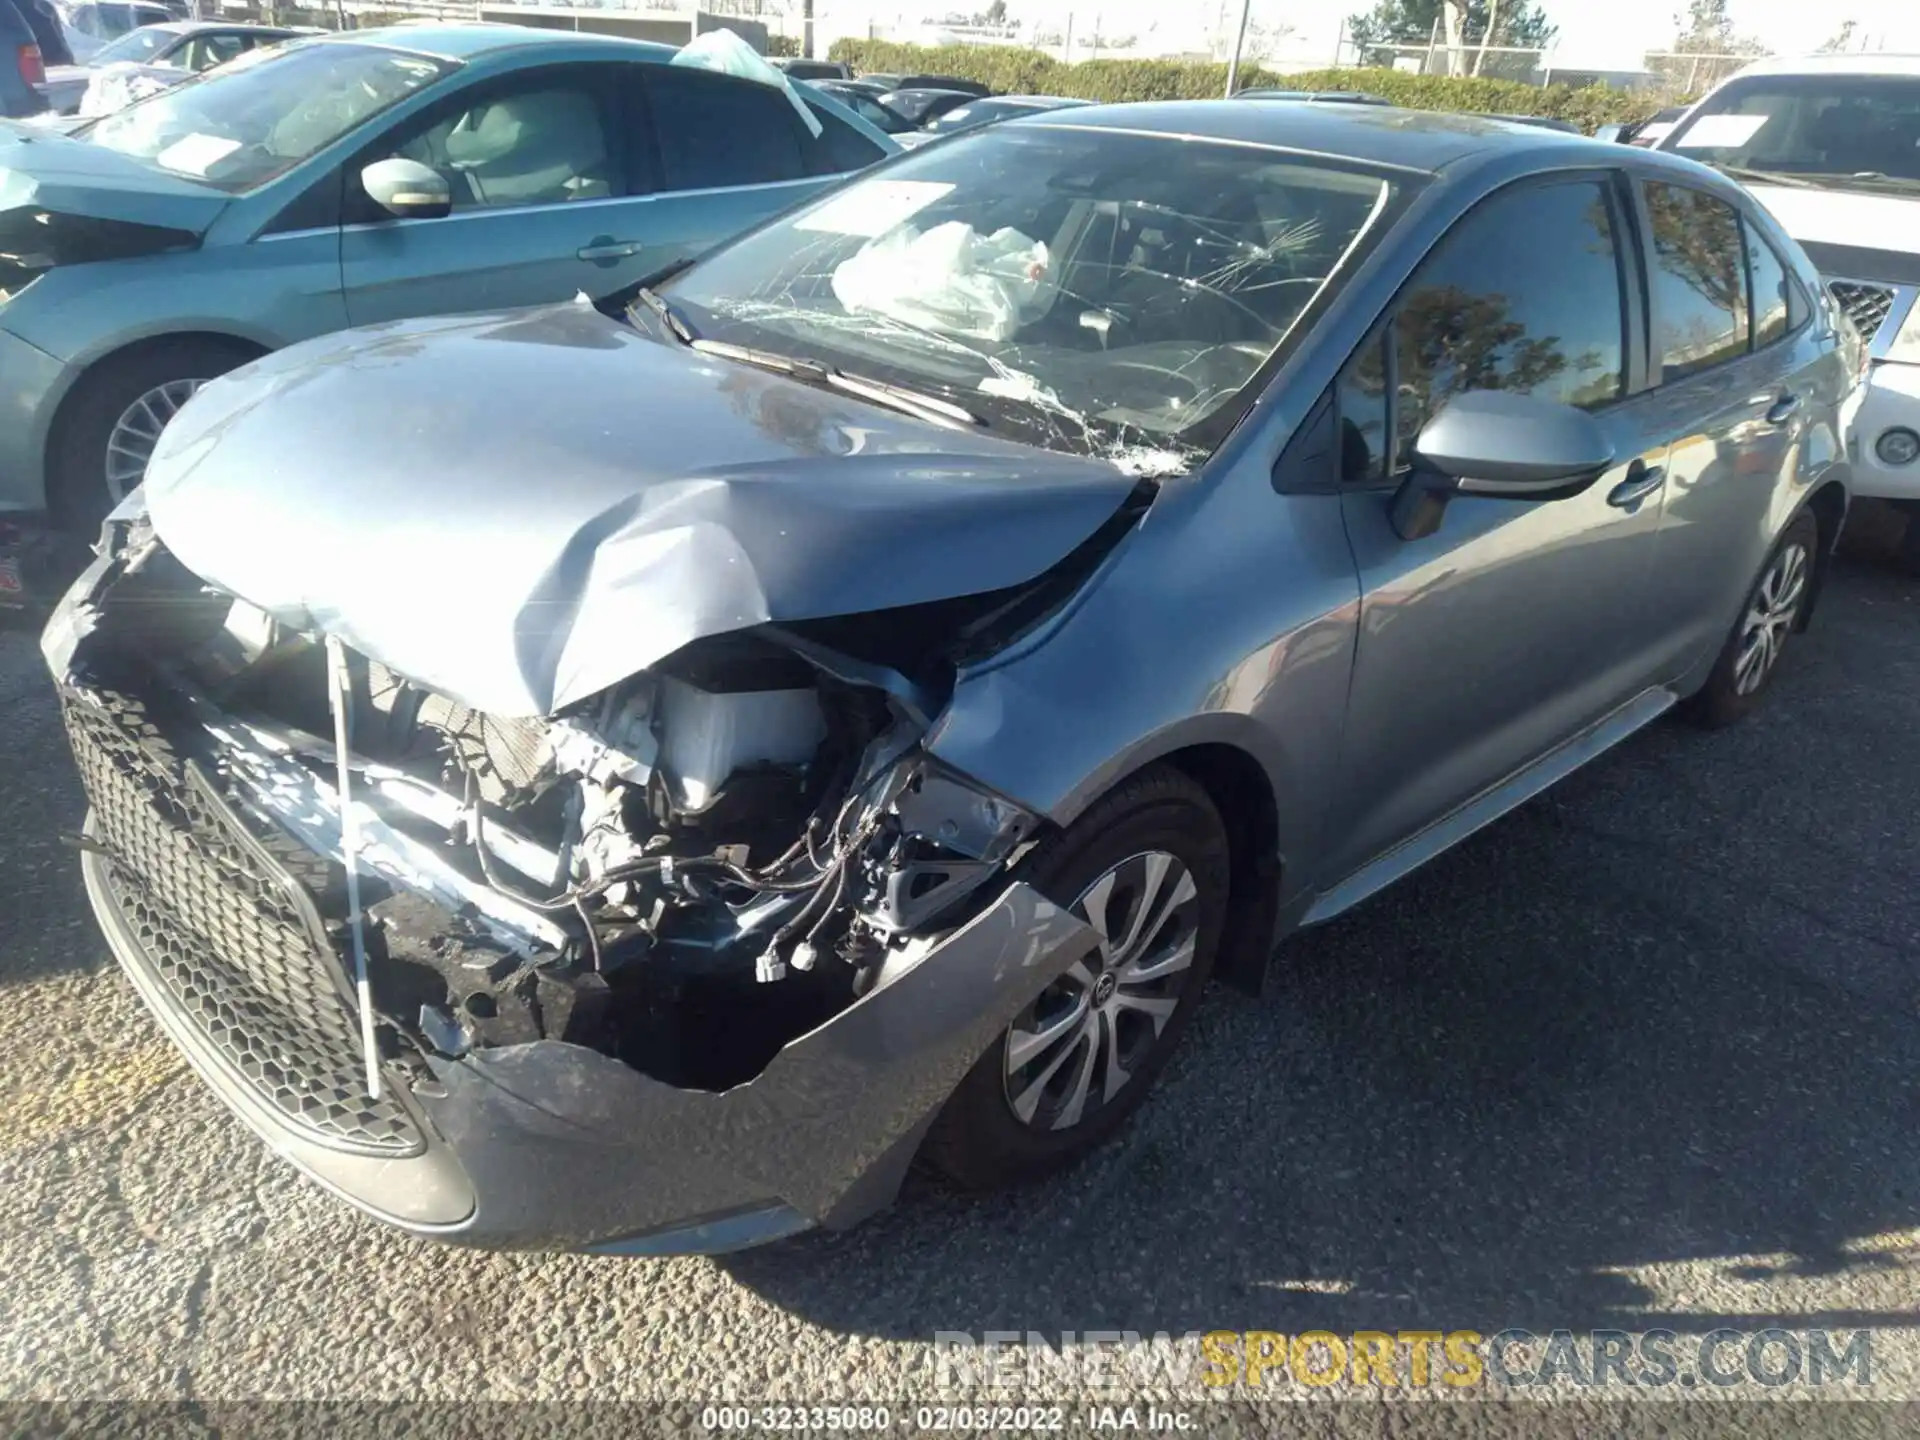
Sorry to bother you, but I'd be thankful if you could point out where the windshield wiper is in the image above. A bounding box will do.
[1713,164,1823,190]
[688,338,984,430]
[632,285,695,345]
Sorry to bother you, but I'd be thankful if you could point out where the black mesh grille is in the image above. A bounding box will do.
[64,693,423,1156]
[1828,281,1896,343]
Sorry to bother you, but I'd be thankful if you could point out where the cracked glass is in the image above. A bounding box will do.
[657,124,1398,470]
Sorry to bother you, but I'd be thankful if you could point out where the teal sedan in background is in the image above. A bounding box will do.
[0,24,895,576]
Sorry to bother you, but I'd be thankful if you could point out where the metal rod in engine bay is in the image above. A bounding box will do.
[325,634,383,1101]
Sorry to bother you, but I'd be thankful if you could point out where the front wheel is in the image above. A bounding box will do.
[1685,510,1818,728]
[922,765,1230,1191]
[48,338,259,533]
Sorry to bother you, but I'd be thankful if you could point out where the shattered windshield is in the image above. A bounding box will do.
[661,125,1400,466]
[1665,75,1920,186]
[83,41,455,193]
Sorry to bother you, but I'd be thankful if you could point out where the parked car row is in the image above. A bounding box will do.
[1,0,49,117]
[39,18,314,115]
[785,62,1086,148]
[60,0,181,61]
[22,39,1871,1257]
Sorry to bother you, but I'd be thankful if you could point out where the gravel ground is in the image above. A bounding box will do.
[3,514,1919,1423]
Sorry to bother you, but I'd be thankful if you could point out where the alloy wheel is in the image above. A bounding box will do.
[104,378,206,503]
[1733,539,1810,696]
[1002,850,1200,1132]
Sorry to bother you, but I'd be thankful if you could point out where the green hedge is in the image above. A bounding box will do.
[825,40,1667,132]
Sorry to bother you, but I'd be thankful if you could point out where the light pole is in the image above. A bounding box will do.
[1223,0,1251,95]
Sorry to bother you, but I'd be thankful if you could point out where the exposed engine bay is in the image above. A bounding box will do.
[50,496,1144,1097]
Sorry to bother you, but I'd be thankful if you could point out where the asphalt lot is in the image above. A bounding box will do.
[3,510,1920,1414]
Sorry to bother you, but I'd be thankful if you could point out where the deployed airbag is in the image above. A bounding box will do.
[833,222,1050,343]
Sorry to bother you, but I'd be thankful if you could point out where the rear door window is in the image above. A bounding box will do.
[644,66,807,191]
[1643,181,1751,379]
[1744,221,1792,348]
[801,101,886,175]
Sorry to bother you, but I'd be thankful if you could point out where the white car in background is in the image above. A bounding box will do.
[1659,54,1920,568]
[40,18,309,113]
[55,0,171,62]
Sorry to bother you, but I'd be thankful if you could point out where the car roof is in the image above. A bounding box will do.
[981,95,1088,109]
[1235,89,1391,104]
[313,23,676,63]
[1722,52,1920,80]
[1024,100,1604,174]
[145,20,311,36]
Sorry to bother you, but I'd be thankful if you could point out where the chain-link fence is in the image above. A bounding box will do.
[1334,37,1763,97]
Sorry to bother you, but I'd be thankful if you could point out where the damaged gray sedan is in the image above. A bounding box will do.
[43,103,1855,1253]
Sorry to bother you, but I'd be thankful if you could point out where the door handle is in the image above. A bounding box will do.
[1606,462,1666,510]
[577,240,642,263]
[1765,393,1802,425]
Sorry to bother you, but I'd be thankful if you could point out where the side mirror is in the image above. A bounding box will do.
[1389,390,1615,541]
[360,157,452,221]
[1593,123,1628,144]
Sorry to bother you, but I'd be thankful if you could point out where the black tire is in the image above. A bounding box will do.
[48,338,260,534]
[1685,510,1819,729]
[922,765,1230,1191]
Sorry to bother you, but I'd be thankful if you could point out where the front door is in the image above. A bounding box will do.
[1325,172,1674,882]
[340,63,658,326]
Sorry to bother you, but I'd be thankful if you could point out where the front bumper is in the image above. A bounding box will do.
[60,670,1095,1253]
[1846,359,1920,502]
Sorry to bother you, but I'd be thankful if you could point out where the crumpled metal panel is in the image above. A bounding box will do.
[419,879,1099,1247]
[0,125,231,234]
[141,303,1141,717]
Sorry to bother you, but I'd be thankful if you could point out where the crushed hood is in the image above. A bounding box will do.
[0,124,231,236]
[143,302,1144,717]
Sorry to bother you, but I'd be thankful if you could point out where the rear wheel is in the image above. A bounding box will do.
[922,766,1229,1190]
[49,339,260,533]
[1685,510,1818,728]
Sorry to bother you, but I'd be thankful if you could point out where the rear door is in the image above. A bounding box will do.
[1325,171,1677,881]
[1631,177,1824,677]
[340,62,646,326]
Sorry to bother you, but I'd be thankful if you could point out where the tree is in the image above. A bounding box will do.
[1674,0,1734,49]
[1346,0,1556,53]
[1672,0,1765,55]
[1242,17,1298,63]
[1820,20,1858,52]
[982,0,1007,24]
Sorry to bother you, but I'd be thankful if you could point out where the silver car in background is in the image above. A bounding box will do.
[44,103,1854,1254]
